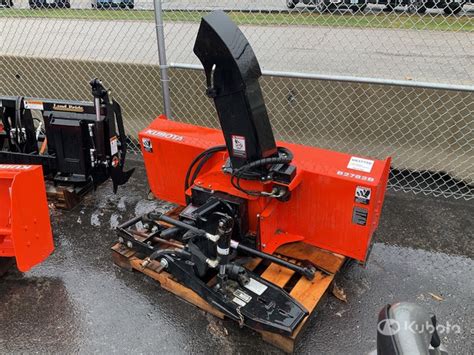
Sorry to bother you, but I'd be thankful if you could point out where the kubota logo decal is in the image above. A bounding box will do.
[0,164,32,170]
[145,129,184,142]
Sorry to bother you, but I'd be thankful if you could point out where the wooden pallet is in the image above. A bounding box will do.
[112,241,345,353]
[45,180,94,210]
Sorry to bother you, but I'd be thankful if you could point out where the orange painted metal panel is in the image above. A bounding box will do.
[140,116,390,262]
[0,165,54,272]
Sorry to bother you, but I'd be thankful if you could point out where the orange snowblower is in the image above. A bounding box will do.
[0,164,54,273]
[117,11,391,336]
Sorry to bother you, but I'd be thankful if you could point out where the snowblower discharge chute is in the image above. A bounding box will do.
[0,164,53,272]
[118,11,391,337]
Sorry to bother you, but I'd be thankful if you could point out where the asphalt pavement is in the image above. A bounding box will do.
[1,16,472,85]
[0,158,472,354]
[4,0,474,14]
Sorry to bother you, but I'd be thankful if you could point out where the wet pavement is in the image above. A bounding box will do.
[0,158,472,354]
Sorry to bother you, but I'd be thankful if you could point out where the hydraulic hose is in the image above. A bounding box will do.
[231,146,294,196]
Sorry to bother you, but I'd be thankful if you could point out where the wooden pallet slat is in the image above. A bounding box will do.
[112,243,225,319]
[276,242,345,274]
[290,272,333,311]
[244,257,263,271]
[260,263,295,288]
[45,180,94,210]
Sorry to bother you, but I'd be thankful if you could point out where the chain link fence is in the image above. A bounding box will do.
[0,0,472,199]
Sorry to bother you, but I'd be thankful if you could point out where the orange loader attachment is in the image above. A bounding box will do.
[0,164,54,272]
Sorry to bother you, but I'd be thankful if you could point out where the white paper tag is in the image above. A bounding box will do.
[24,100,44,110]
[110,136,118,156]
[347,156,374,173]
[244,278,268,296]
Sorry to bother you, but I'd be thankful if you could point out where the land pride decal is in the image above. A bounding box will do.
[53,103,85,113]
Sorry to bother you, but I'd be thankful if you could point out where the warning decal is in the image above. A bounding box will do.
[233,289,252,304]
[231,135,246,158]
[355,186,371,205]
[110,136,118,156]
[142,138,153,153]
[24,100,44,110]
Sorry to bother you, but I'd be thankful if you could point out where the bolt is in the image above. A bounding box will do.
[160,258,169,269]
[118,237,124,244]
[262,243,267,248]
[126,241,133,248]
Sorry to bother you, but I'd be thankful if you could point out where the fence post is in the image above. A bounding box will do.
[153,0,172,118]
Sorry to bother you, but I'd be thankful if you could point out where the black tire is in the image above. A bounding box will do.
[65,0,70,8]
[444,1,463,14]
[315,0,329,12]
[29,1,37,9]
[350,4,367,12]
[286,0,298,8]
[416,4,426,13]
[119,2,126,8]
[127,3,134,8]
[411,0,427,13]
